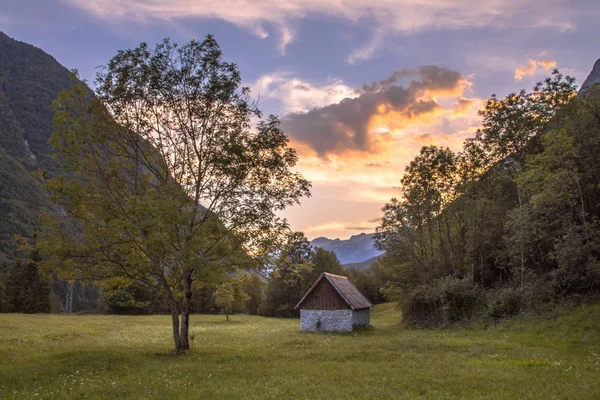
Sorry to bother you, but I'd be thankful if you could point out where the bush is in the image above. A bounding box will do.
[487,288,523,320]
[402,277,484,327]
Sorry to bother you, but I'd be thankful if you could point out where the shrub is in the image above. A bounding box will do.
[402,277,484,327]
[487,288,523,320]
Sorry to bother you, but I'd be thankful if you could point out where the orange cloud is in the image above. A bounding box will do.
[514,57,557,80]
[282,65,473,158]
[277,68,484,240]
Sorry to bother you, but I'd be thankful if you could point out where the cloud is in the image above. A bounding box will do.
[251,72,358,114]
[514,57,557,80]
[280,87,483,240]
[346,28,386,64]
[63,0,589,57]
[344,226,371,231]
[281,65,471,158]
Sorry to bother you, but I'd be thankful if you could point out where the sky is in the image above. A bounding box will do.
[2,0,600,240]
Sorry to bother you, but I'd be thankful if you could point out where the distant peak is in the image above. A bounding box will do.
[580,57,600,93]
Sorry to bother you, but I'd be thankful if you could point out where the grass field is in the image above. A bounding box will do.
[1,303,600,399]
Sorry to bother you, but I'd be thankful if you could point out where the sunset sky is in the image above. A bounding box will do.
[2,0,600,240]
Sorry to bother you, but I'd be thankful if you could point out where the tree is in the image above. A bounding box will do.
[373,70,588,325]
[264,232,313,317]
[239,274,266,315]
[302,247,344,292]
[5,258,50,313]
[38,36,310,353]
[469,72,577,288]
[214,279,248,321]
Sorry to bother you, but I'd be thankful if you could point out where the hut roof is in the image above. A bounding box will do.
[295,272,373,310]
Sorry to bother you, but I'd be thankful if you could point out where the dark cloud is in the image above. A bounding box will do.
[360,65,463,94]
[294,84,311,91]
[345,226,371,231]
[367,218,381,223]
[410,65,464,94]
[361,69,414,93]
[282,65,465,158]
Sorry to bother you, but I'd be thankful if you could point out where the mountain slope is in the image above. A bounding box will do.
[310,233,382,265]
[342,255,380,270]
[0,31,74,262]
[580,58,600,92]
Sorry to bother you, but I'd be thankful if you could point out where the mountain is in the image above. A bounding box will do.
[580,58,600,92]
[310,233,383,265]
[0,31,74,262]
[342,255,381,270]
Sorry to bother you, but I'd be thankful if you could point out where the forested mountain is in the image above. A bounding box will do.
[374,66,600,326]
[310,233,383,264]
[0,31,73,263]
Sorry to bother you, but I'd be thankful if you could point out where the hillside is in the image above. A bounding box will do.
[0,31,74,262]
[342,255,380,270]
[310,232,382,264]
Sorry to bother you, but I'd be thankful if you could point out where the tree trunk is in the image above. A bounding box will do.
[178,271,193,353]
[161,272,186,354]
[167,297,181,353]
[443,215,456,276]
[517,185,525,290]
[65,281,74,314]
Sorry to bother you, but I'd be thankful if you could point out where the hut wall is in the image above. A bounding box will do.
[298,279,349,310]
[352,309,371,328]
[300,309,353,332]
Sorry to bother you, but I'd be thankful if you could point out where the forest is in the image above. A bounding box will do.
[372,72,600,325]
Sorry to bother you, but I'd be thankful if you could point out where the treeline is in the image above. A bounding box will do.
[374,72,600,325]
[0,235,386,317]
[0,254,267,316]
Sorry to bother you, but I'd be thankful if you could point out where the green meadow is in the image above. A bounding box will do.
[1,303,600,399]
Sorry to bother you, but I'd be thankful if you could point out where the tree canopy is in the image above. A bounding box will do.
[38,36,310,353]
[373,72,600,325]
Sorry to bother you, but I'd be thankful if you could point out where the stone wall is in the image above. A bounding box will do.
[300,309,353,332]
[352,308,371,328]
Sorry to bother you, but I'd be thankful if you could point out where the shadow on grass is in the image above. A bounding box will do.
[199,319,245,326]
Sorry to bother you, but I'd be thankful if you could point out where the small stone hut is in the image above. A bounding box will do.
[295,272,372,332]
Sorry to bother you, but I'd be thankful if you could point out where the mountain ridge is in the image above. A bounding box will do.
[310,232,382,265]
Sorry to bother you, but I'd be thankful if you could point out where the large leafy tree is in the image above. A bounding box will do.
[38,36,310,353]
[264,232,313,317]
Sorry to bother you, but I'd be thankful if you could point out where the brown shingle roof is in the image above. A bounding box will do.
[295,272,373,310]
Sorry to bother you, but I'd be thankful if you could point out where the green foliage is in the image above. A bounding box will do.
[239,274,266,315]
[38,36,309,352]
[402,277,484,326]
[301,247,344,292]
[4,259,50,313]
[102,279,167,315]
[214,279,248,320]
[0,33,75,262]
[0,281,7,312]
[264,233,346,317]
[375,71,600,326]
[264,232,313,317]
[346,261,389,305]
[486,288,523,320]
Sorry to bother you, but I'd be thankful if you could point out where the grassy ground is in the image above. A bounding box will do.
[1,303,600,399]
